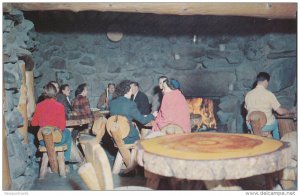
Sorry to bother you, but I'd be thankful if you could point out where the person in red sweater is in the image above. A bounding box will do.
[152,77,191,133]
[31,82,71,161]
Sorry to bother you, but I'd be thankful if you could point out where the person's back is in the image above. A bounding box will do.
[33,99,66,131]
[245,85,279,125]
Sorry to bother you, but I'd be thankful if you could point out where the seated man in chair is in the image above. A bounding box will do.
[245,72,295,140]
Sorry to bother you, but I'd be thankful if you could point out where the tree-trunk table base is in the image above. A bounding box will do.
[137,132,292,190]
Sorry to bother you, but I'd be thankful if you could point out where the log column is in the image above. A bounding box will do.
[2,115,12,190]
[17,61,28,144]
[25,70,36,119]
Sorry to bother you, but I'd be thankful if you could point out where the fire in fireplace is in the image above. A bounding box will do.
[187,98,217,132]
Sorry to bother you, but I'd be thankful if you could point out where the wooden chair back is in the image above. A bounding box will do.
[78,141,113,190]
[92,116,107,143]
[37,126,62,142]
[161,124,184,135]
[106,115,132,167]
[248,111,270,137]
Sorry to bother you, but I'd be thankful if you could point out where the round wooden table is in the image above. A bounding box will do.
[136,132,292,190]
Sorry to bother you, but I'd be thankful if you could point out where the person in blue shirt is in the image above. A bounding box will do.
[109,80,157,144]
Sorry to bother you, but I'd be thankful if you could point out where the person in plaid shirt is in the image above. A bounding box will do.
[72,83,94,121]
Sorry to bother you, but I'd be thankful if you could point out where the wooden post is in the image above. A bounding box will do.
[17,61,28,144]
[25,71,36,119]
[2,116,12,190]
[78,163,101,190]
[42,128,58,173]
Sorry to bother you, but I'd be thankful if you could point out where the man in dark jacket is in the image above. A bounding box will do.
[57,84,73,119]
[130,81,151,115]
[109,80,156,144]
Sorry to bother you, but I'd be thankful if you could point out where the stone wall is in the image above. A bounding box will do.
[30,16,296,133]
[3,9,39,190]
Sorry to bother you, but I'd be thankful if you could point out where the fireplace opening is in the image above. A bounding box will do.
[187,97,223,132]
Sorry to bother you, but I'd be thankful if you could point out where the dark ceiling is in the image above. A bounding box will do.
[23,11,297,36]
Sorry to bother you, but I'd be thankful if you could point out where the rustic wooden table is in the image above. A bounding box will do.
[66,110,109,127]
[65,110,109,164]
[136,132,292,190]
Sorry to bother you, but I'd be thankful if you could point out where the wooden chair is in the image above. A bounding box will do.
[37,126,67,179]
[78,141,151,190]
[248,111,271,138]
[79,116,107,152]
[106,115,137,174]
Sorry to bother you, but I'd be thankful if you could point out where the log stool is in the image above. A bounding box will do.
[39,145,68,179]
[37,126,68,179]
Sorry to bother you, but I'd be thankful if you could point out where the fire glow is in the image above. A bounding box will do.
[187,98,217,130]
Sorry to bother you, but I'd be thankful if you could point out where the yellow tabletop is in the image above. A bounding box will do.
[140,132,284,160]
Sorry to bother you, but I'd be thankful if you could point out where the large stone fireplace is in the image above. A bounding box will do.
[3,3,297,190]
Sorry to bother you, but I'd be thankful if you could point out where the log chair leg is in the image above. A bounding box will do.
[39,152,49,179]
[112,151,123,174]
[57,151,66,178]
[144,170,161,190]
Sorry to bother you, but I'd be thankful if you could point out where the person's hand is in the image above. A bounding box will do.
[152,111,158,117]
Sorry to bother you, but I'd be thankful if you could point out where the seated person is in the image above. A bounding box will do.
[152,77,191,133]
[57,84,73,119]
[245,72,295,140]
[109,80,156,144]
[37,81,60,103]
[97,83,116,110]
[130,81,151,115]
[31,83,72,161]
[72,83,94,120]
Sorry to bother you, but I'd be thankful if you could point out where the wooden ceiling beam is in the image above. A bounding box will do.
[4,3,297,19]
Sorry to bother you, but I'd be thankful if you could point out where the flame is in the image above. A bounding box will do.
[187,98,217,129]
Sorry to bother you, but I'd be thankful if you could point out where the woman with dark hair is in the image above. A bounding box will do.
[72,83,93,120]
[31,83,72,161]
[109,80,156,144]
[152,77,191,133]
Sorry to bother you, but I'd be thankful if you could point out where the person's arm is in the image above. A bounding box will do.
[57,104,66,131]
[275,107,293,115]
[130,102,154,125]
